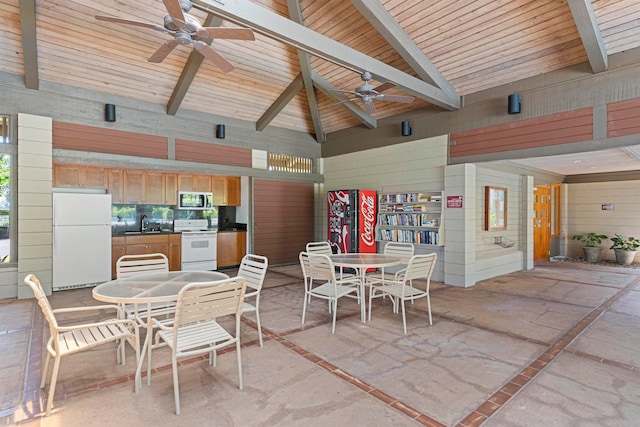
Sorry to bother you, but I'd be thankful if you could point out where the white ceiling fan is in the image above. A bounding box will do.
[332,71,415,113]
[95,0,255,72]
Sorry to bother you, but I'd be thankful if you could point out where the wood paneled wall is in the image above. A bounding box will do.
[53,122,168,159]
[175,139,252,167]
[607,98,640,138]
[450,108,593,158]
[253,179,314,265]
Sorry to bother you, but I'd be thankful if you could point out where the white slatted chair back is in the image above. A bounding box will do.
[306,252,336,282]
[237,254,268,346]
[116,253,169,279]
[306,241,333,256]
[383,242,415,264]
[402,253,437,285]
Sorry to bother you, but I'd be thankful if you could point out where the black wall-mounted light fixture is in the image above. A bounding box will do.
[216,124,225,139]
[105,104,116,122]
[508,94,521,114]
[401,120,412,136]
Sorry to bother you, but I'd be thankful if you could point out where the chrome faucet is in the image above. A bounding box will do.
[141,215,148,233]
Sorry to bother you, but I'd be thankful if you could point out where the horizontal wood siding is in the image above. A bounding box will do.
[175,139,252,167]
[53,122,168,159]
[253,179,314,265]
[607,98,640,138]
[450,108,593,158]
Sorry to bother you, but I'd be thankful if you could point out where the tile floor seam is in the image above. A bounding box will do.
[272,332,443,427]
[456,273,640,426]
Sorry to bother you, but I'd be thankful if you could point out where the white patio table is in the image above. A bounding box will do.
[93,270,229,391]
[329,253,402,323]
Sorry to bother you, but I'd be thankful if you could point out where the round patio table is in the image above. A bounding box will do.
[93,270,230,391]
[330,253,402,323]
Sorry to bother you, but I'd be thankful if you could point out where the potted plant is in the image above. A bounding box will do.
[609,234,640,265]
[572,233,608,263]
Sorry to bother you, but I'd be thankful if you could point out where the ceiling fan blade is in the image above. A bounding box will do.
[376,94,415,103]
[148,40,180,63]
[193,41,234,72]
[373,82,396,93]
[364,101,376,114]
[199,27,255,41]
[95,15,167,33]
[163,0,186,23]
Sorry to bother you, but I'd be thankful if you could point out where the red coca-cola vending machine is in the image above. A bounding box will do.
[327,189,377,254]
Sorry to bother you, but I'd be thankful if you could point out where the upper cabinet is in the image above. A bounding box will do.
[54,163,240,206]
[178,174,212,192]
[53,164,106,189]
[212,176,241,206]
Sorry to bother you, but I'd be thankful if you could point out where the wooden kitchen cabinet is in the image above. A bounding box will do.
[123,170,144,204]
[168,233,181,271]
[111,234,181,279]
[217,231,246,267]
[53,164,106,189]
[212,176,241,206]
[178,174,212,192]
[106,168,124,203]
[164,173,178,205]
[111,236,126,279]
[143,171,165,204]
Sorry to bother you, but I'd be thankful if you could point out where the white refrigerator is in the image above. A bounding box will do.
[53,192,112,290]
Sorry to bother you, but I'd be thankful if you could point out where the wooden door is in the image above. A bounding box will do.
[534,185,551,263]
[107,168,124,204]
[164,173,178,205]
[212,176,226,205]
[225,177,241,206]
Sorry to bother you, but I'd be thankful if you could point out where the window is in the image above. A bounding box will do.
[268,153,313,173]
[0,115,13,264]
[550,183,561,237]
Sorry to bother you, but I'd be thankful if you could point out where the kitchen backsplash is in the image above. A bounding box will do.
[111,204,220,234]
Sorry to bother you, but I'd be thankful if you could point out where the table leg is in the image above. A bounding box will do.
[359,268,367,323]
[134,303,153,392]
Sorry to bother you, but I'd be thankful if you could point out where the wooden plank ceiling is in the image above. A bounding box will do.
[2,0,640,141]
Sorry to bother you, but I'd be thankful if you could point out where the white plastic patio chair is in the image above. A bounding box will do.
[367,253,437,334]
[149,277,246,415]
[24,274,140,416]
[236,254,268,346]
[366,242,415,315]
[300,252,360,334]
[116,253,173,323]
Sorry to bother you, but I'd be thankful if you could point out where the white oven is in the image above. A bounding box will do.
[174,220,217,271]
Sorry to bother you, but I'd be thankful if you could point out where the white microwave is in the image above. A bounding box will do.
[178,192,213,210]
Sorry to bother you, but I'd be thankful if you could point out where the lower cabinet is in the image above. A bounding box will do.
[111,234,181,279]
[217,231,246,267]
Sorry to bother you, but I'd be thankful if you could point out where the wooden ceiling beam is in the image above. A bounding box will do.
[349,0,459,100]
[166,15,223,116]
[287,0,325,143]
[567,0,607,73]
[19,0,39,90]
[192,0,460,110]
[256,73,305,131]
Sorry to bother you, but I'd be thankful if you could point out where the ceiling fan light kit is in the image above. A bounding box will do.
[95,0,255,72]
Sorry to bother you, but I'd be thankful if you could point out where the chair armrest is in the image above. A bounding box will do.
[53,304,125,320]
[393,268,407,280]
[151,317,173,331]
[56,318,138,332]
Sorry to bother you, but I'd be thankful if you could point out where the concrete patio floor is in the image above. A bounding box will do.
[1,261,640,426]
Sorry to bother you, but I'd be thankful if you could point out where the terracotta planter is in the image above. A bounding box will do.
[582,246,603,263]
[613,248,637,265]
